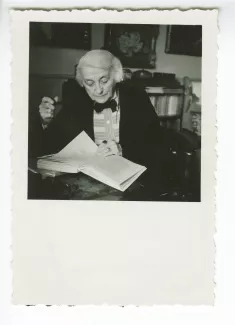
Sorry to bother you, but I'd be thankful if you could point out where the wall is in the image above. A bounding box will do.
[29,24,105,77]
[29,24,201,79]
[29,24,105,108]
[29,24,201,110]
[155,25,201,79]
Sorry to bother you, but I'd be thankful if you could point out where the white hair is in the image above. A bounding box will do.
[75,50,124,86]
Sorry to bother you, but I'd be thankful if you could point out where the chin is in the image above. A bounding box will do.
[94,94,110,103]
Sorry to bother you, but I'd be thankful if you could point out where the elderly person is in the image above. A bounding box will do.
[29,50,162,168]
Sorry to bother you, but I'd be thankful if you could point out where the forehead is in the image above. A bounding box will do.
[81,66,111,80]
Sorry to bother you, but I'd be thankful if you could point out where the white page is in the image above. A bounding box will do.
[37,132,146,184]
[55,131,97,159]
[37,131,98,172]
[120,168,146,191]
[37,160,79,173]
[86,154,146,184]
[80,168,122,191]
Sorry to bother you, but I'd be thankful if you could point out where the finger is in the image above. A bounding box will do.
[41,111,54,119]
[107,140,115,146]
[46,103,55,111]
[107,141,118,150]
[39,102,55,111]
[97,143,109,153]
[103,150,114,157]
[108,148,117,155]
[98,143,106,149]
[41,107,55,115]
[97,147,109,155]
[108,142,118,151]
[97,146,110,156]
[53,96,59,103]
[108,142,117,150]
[41,97,55,104]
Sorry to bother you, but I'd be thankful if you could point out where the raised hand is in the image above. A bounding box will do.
[39,96,58,126]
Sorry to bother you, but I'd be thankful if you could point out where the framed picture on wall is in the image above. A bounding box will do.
[104,24,159,68]
[165,25,202,57]
[29,22,91,50]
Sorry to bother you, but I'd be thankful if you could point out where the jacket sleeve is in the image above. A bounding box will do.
[28,80,87,158]
[28,108,67,158]
[121,87,164,166]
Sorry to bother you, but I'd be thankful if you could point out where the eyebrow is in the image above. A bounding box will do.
[84,74,110,83]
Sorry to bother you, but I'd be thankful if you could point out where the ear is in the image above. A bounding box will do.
[112,57,124,83]
[115,69,124,83]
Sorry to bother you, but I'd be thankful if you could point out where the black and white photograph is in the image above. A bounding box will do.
[11,9,216,306]
[28,21,202,201]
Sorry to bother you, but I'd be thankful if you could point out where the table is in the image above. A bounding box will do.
[28,166,199,202]
[28,132,201,203]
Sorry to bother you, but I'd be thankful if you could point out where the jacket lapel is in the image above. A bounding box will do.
[119,84,130,145]
[75,84,94,141]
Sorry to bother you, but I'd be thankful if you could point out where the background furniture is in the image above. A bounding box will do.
[146,86,184,130]
[123,74,201,200]
[123,71,186,131]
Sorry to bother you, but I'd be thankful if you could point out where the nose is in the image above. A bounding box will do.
[95,82,103,95]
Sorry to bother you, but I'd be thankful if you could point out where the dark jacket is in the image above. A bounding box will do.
[29,80,162,166]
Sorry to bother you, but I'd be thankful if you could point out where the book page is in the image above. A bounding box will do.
[37,132,146,182]
[37,158,79,173]
[55,131,97,159]
[85,154,146,184]
[120,169,146,191]
[37,132,98,172]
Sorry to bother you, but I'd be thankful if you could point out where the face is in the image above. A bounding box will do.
[81,66,116,103]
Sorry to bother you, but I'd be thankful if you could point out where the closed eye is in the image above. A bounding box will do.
[85,80,94,86]
[100,77,109,84]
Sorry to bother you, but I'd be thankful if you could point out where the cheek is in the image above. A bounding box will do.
[84,86,95,96]
[104,81,115,93]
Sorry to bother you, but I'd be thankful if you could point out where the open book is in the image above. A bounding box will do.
[37,131,146,191]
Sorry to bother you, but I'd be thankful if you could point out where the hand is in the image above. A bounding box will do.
[39,96,58,126]
[97,140,122,157]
